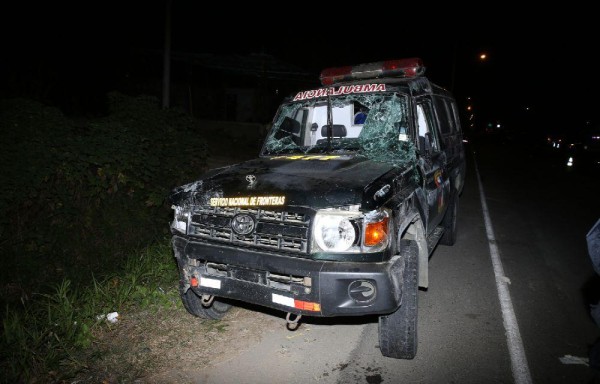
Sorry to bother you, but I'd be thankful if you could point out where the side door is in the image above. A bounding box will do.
[415,97,450,232]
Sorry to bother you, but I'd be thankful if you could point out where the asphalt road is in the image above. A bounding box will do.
[188,138,600,384]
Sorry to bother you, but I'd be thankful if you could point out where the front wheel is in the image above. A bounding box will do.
[180,287,232,320]
[378,240,419,359]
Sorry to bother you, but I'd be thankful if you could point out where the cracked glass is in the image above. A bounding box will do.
[262,92,416,169]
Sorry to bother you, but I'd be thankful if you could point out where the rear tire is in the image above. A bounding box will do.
[440,192,459,246]
[378,240,419,359]
[180,287,232,320]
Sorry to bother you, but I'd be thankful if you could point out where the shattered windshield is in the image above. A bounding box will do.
[262,92,416,168]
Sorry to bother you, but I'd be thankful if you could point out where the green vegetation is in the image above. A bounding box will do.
[0,93,210,382]
[1,239,179,382]
[0,92,207,294]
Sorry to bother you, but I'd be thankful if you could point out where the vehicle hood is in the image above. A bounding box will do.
[169,156,408,210]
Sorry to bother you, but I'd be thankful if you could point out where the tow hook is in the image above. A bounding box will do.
[201,294,214,307]
[286,312,302,331]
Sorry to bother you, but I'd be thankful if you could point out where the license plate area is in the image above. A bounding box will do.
[230,267,267,284]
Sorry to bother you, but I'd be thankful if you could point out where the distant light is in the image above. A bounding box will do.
[525,107,530,111]
[496,123,501,128]
[567,157,573,167]
[480,53,487,60]
[467,105,472,111]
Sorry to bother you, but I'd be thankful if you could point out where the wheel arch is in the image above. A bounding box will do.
[396,207,429,289]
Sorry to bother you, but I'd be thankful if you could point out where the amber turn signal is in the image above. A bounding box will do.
[364,217,389,246]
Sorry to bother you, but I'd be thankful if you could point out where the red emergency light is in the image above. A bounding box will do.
[320,58,425,86]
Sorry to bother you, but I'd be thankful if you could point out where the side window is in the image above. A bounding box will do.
[293,108,309,145]
[433,96,453,135]
[443,99,458,133]
[449,101,462,133]
[352,101,369,126]
[416,100,440,152]
[294,108,306,125]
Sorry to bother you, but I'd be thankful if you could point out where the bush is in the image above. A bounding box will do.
[0,93,207,303]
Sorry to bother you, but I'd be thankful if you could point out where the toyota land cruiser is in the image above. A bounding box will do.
[169,58,466,359]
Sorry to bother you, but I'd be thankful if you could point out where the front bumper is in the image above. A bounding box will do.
[172,235,404,317]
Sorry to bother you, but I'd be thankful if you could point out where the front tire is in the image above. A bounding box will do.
[180,287,232,320]
[378,240,419,359]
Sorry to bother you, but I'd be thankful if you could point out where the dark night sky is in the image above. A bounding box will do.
[2,2,598,130]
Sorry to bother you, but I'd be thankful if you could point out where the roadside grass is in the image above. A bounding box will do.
[0,96,267,383]
[0,238,180,383]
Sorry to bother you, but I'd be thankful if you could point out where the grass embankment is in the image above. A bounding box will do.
[0,93,264,382]
[0,92,195,380]
[1,239,179,383]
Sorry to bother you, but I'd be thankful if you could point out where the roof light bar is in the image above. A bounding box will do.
[320,58,425,86]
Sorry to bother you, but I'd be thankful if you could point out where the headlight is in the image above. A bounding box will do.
[171,205,190,234]
[314,212,359,252]
[312,208,390,253]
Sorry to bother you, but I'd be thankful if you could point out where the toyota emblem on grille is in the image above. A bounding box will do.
[231,214,255,235]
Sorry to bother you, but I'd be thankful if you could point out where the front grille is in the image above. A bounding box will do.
[188,206,311,254]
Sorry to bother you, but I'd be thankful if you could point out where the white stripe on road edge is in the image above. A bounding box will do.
[474,159,533,384]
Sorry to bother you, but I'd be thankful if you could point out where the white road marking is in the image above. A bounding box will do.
[474,159,533,384]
